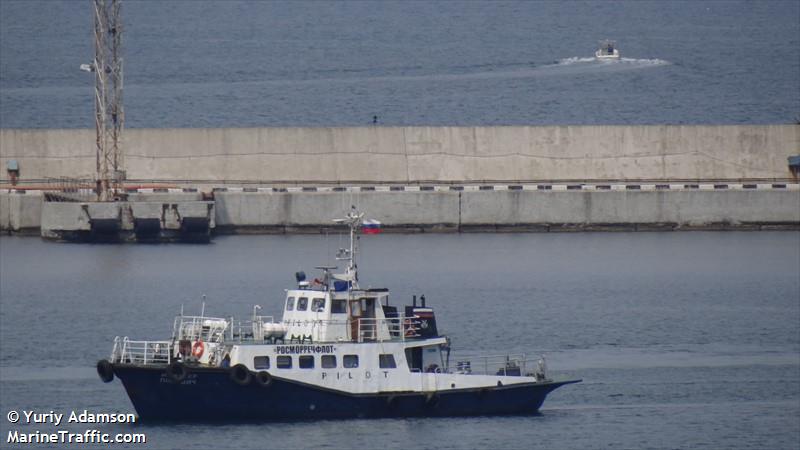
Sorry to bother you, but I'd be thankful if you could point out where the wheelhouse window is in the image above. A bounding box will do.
[276,356,292,369]
[254,356,270,370]
[331,300,347,314]
[286,297,295,311]
[297,297,308,311]
[379,354,397,369]
[299,355,314,369]
[311,298,325,312]
[343,354,359,368]
[321,355,336,368]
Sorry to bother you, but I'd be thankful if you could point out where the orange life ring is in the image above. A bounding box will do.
[191,341,204,358]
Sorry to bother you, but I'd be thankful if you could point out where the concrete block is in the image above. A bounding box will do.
[41,202,91,232]
[177,202,215,228]
[120,204,134,231]
[129,202,162,237]
[130,202,163,220]
[0,192,42,232]
[177,201,213,218]
[86,202,121,220]
[0,193,9,230]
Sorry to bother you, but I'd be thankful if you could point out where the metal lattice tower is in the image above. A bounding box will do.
[92,0,124,201]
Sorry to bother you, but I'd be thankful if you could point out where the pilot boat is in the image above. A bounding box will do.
[97,209,580,421]
[595,39,620,60]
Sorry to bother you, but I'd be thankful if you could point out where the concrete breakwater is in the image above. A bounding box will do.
[2,185,798,237]
[1,124,797,239]
[1,125,798,184]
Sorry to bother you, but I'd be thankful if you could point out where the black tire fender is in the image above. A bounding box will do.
[166,361,188,383]
[96,359,114,383]
[254,371,272,387]
[230,364,252,386]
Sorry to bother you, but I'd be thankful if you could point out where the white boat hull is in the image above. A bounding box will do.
[595,51,620,60]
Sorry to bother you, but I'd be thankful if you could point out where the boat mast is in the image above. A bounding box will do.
[334,207,364,289]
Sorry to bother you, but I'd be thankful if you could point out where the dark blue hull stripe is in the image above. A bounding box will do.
[111,364,578,421]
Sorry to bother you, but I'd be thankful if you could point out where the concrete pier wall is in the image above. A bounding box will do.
[211,188,799,233]
[2,125,797,184]
[215,191,462,231]
[457,190,799,229]
[3,188,798,235]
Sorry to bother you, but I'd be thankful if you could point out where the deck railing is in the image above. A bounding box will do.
[172,315,281,343]
[228,316,277,342]
[450,353,549,380]
[172,315,229,343]
[110,337,172,365]
[162,314,425,347]
[265,315,422,343]
[356,316,420,342]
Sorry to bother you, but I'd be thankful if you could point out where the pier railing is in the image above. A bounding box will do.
[110,337,172,365]
[42,177,97,202]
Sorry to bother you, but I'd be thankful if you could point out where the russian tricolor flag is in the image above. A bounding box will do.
[362,219,382,234]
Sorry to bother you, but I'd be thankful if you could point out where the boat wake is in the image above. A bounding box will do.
[557,57,598,65]
[354,57,671,83]
[130,56,672,94]
[557,56,670,67]
[337,56,670,83]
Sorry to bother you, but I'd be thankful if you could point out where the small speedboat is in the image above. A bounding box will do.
[595,39,620,60]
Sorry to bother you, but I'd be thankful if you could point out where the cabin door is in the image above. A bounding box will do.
[349,297,376,341]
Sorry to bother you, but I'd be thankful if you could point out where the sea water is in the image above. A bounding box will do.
[1,1,798,128]
[1,232,798,449]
